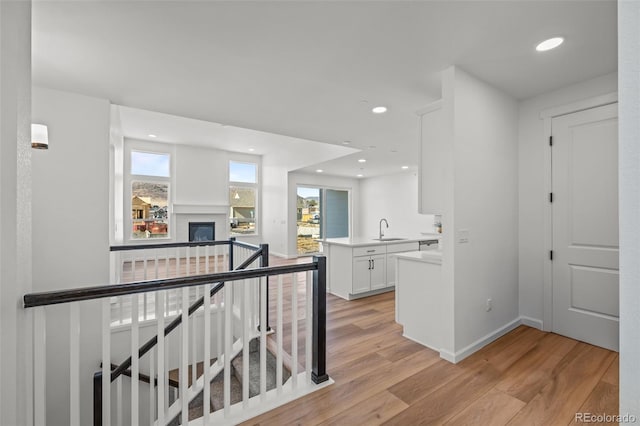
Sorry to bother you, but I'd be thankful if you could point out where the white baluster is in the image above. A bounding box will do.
[186,246,190,276]
[276,275,283,395]
[306,271,313,384]
[260,276,267,400]
[69,302,80,426]
[216,290,222,367]
[131,294,139,425]
[34,307,46,426]
[224,282,232,417]
[196,246,200,274]
[242,279,249,407]
[205,245,210,274]
[149,350,154,425]
[102,299,111,426]
[117,375,123,426]
[181,287,189,426]
[291,273,298,390]
[214,245,219,273]
[156,291,165,426]
[203,283,212,424]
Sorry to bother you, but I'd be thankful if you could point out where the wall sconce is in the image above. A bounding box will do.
[31,124,49,149]
[234,192,240,200]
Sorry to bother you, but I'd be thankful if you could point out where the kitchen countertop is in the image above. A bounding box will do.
[318,234,440,248]
[392,250,442,265]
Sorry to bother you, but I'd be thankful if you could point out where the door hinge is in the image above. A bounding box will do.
[550,250,554,261]
[549,136,553,146]
[549,192,554,203]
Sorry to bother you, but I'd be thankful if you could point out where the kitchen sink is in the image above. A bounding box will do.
[373,237,407,241]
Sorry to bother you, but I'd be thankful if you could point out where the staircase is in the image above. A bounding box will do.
[168,337,292,425]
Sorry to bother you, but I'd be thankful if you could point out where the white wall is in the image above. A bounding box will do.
[0,2,32,424]
[619,0,640,417]
[32,86,111,425]
[358,171,435,238]
[287,172,360,257]
[448,67,520,352]
[518,72,617,324]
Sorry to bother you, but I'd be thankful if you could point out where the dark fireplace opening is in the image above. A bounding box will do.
[189,222,215,242]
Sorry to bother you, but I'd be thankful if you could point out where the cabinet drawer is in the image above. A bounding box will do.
[353,245,386,257]
[386,242,419,254]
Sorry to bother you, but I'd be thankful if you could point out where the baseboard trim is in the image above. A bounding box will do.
[438,316,546,363]
[441,317,522,364]
[519,315,544,330]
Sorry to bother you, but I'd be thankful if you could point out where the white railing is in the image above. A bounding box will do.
[24,255,329,426]
[109,239,265,326]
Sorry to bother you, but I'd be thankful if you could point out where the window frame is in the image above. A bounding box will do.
[126,146,173,241]
[229,160,260,237]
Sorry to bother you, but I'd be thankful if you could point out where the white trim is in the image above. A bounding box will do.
[416,99,443,116]
[520,315,544,330]
[539,92,618,119]
[196,373,334,426]
[434,316,551,363]
[541,92,618,334]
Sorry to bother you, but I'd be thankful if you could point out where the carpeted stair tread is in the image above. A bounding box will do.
[231,345,292,398]
[210,368,243,411]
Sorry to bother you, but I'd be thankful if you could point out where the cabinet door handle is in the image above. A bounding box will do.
[371,259,375,270]
[368,259,372,270]
[367,249,375,253]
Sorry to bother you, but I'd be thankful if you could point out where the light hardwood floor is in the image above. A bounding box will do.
[244,259,619,426]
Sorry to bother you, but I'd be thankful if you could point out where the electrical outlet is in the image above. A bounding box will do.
[486,298,492,312]
[458,228,469,244]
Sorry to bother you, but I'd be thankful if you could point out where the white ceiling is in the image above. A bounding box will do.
[32,1,617,178]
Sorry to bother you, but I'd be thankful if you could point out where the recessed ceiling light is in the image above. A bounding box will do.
[401,166,409,169]
[357,174,364,178]
[372,106,387,114]
[248,148,255,152]
[536,37,564,52]
[358,159,366,163]
[316,169,323,173]
[148,134,157,138]
[343,141,351,145]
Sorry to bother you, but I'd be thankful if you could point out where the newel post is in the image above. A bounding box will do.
[229,237,236,270]
[259,243,271,331]
[312,255,329,384]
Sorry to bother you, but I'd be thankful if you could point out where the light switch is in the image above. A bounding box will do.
[458,229,469,244]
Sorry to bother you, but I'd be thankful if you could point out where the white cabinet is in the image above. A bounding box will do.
[386,242,421,287]
[353,254,386,293]
[323,240,419,300]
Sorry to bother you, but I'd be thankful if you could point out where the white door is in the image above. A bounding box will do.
[552,103,619,351]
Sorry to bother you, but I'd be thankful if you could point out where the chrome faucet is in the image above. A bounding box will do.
[379,218,389,240]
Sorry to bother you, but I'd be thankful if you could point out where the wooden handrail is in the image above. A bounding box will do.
[110,239,230,252]
[23,257,316,308]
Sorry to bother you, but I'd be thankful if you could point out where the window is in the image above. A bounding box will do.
[229,161,258,235]
[131,151,170,239]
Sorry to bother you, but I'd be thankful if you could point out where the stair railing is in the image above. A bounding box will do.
[23,252,327,425]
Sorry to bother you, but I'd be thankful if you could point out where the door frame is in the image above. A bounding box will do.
[295,184,353,255]
[540,92,618,332]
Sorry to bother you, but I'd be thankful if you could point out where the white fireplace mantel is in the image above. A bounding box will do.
[173,204,229,215]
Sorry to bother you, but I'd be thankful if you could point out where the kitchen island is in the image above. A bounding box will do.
[394,250,444,352]
[318,235,439,300]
